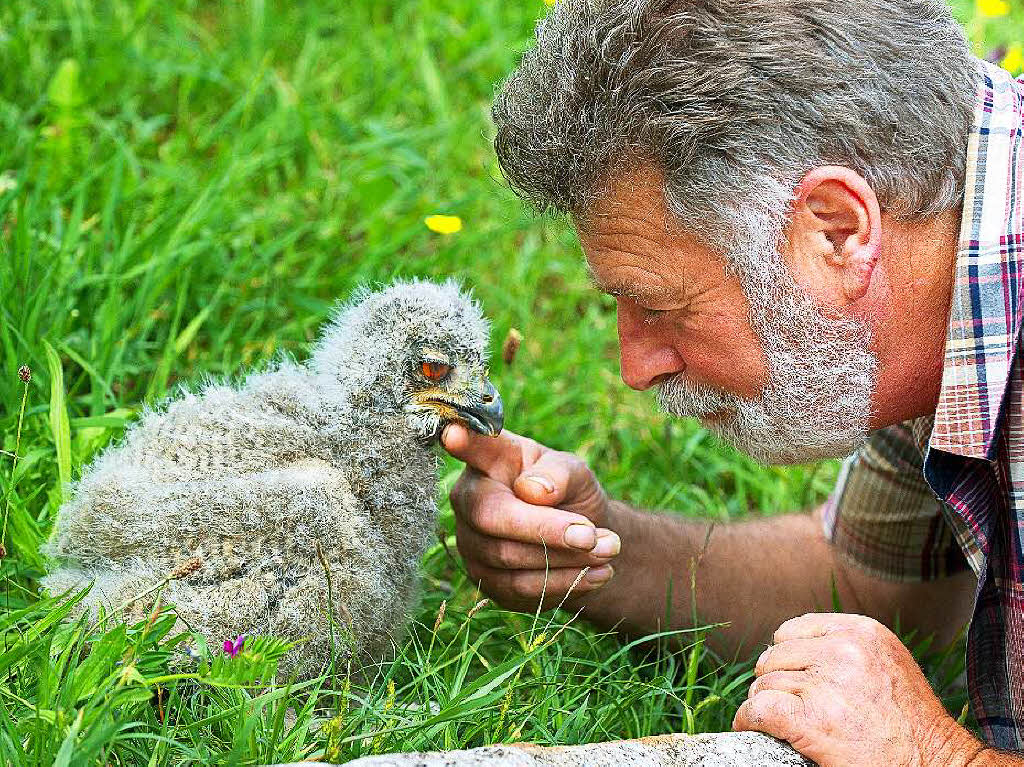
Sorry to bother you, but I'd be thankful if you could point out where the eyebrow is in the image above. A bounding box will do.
[584,263,671,302]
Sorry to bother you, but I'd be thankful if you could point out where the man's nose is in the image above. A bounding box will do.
[616,300,685,391]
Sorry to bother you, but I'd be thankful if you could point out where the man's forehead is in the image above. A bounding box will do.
[575,166,690,260]
[577,168,684,298]
[580,166,669,231]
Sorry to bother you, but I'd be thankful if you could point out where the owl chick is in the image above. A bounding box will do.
[41,279,503,679]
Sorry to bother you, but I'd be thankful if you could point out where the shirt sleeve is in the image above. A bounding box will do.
[822,420,970,582]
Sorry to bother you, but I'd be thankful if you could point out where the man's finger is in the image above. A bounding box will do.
[755,638,826,675]
[511,449,607,521]
[456,474,601,550]
[442,424,540,487]
[467,563,615,603]
[772,612,862,644]
[748,670,808,699]
[456,518,620,569]
[732,689,804,743]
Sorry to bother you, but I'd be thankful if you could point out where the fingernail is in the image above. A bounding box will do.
[524,474,555,493]
[586,564,614,584]
[591,530,620,558]
[563,524,597,550]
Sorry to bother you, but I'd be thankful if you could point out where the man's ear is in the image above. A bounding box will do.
[786,166,882,306]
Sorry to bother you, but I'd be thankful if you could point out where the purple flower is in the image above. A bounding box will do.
[223,634,246,658]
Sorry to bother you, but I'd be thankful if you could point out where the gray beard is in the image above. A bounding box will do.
[656,247,878,465]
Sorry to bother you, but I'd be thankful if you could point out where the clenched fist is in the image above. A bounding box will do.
[442,424,621,611]
[734,613,989,767]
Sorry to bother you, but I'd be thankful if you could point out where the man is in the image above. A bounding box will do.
[441,0,1024,764]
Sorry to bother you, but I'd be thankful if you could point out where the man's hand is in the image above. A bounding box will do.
[733,613,988,767]
[442,424,620,611]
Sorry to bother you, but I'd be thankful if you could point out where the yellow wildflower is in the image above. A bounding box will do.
[977,0,1010,17]
[1003,44,1024,75]
[424,214,462,234]
[544,0,557,5]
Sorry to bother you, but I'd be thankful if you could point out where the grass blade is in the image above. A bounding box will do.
[43,341,72,501]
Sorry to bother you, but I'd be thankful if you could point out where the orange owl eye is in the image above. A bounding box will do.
[421,361,452,381]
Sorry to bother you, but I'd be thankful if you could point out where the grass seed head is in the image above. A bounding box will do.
[17,365,30,383]
[467,598,489,618]
[502,328,523,366]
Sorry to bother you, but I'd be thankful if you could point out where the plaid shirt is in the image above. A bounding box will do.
[823,59,1024,750]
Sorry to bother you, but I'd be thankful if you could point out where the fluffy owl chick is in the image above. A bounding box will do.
[41,279,503,679]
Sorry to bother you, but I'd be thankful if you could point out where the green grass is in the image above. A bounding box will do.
[0,0,1016,763]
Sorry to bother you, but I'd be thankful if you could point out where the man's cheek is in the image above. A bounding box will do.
[660,319,765,401]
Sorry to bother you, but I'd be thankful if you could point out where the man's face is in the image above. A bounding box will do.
[579,169,878,464]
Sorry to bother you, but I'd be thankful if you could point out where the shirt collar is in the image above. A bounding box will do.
[928,60,1024,461]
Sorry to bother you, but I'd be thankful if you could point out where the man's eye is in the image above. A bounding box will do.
[421,361,452,381]
[641,307,670,324]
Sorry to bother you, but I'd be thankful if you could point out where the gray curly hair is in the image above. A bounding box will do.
[493,0,976,253]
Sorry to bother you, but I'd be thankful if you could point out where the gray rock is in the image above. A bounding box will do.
[275,731,814,767]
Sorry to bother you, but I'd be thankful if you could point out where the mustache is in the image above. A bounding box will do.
[656,374,742,418]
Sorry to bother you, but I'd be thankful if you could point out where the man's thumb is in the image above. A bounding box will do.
[441,423,524,487]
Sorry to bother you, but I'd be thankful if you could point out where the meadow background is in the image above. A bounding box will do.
[0,0,1019,764]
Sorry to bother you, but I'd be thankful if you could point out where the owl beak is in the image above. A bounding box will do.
[457,380,504,437]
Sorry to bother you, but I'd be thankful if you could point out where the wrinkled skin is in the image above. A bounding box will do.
[733,613,991,767]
